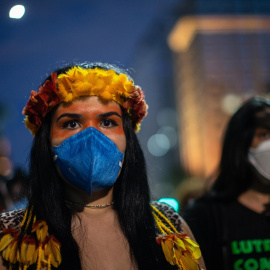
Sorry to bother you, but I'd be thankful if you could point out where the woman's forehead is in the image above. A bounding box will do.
[255,109,270,129]
[56,96,122,112]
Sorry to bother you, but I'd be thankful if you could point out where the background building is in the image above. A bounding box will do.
[167,0,270,193]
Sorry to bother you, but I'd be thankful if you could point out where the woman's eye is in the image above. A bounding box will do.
[259,132,270,138]
[101,119,117,128]
[62,120,80,129]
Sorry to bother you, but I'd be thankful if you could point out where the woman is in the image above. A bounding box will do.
[0,63,204,270]
[183,97,270,270]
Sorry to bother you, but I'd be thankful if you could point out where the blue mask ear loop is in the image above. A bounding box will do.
[117,154,125,177]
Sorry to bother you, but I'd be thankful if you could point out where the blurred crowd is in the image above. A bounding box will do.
[0,168,27,212]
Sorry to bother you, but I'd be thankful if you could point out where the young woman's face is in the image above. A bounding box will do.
[251,128,270,148]
[251,108,270,148]
[50,96,126,153]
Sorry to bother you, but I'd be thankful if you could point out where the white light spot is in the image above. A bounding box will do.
[9,5,25,19]
[147,134,170,157]
[221,94,243,115]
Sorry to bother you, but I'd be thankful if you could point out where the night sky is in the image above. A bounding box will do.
[0,0,180,190]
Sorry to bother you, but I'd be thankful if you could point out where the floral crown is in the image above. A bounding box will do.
[23,66,148,135]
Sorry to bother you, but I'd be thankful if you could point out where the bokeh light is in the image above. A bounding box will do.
[221,94,243,115]
[157,126,178,148]
[9,5,25,19]
[147,134,170,157]
[158,198,179,212]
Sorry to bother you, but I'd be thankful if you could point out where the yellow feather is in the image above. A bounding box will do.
[184,238,200,247]
[175,238,187,251]
[100,91,112,100]
[20,240,28,263]
[183,239,201,259]
[8,240,18,264]
[30,246,39,265]
[47,237,61,267]
[32,221,48,243]
[177,247,200,270]
[27,243,37,264]
[0,234,14,251]
[17,247,20,262]
[39,246,47,265]
[161,240,174,265]
[2,243,11,261]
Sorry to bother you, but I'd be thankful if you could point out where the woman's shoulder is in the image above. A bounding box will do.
[184,196,230,217]
[151,201,182,232]
[0,208,25,234]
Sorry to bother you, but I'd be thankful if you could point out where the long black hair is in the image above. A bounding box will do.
[208,97,270,201]
[25,63,175,270]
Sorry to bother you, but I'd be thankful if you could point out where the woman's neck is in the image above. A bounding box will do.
[238,189,270,213]
[64,182,114,213]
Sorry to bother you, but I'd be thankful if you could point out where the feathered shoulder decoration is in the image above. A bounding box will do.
[151,204,201,270]
[0,206,61,270]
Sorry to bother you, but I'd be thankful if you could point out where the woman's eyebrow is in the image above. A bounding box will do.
[97,112,122,118]
[56,113,82,122]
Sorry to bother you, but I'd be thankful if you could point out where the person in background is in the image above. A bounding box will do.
[183,97,270,270]
[0,175,9,212]
[6,168,28,210]
[0,62,204,270]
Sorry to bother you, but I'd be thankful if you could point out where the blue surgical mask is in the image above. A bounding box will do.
[53,127,124,195]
